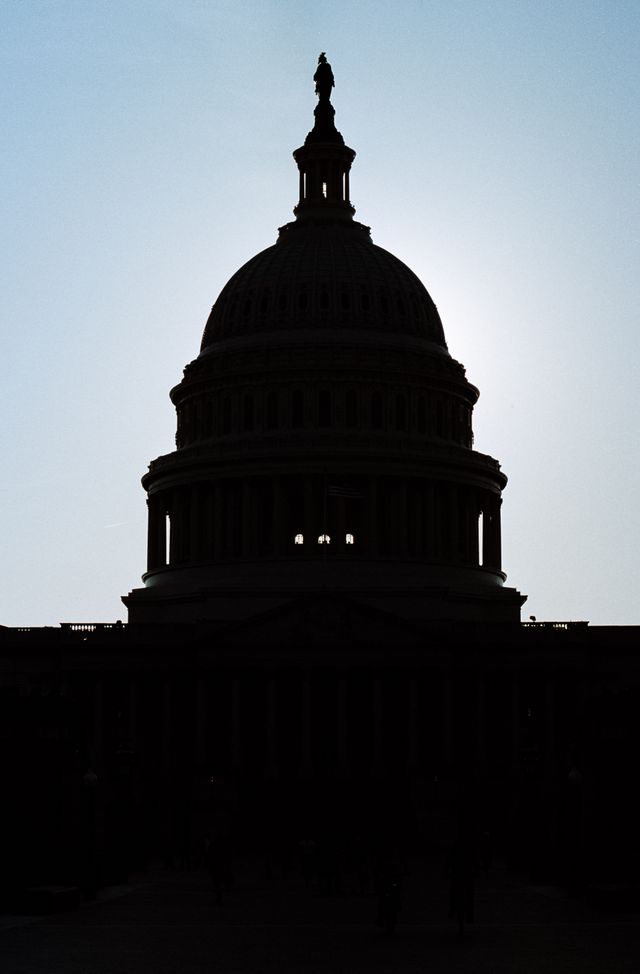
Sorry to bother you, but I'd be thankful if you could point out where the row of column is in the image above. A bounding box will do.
[147,477,503,572]
[91,671,560,783]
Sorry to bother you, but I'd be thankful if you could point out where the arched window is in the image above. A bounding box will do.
[294,534,304,545]
[318,534,331,544]
[345,533,354,545]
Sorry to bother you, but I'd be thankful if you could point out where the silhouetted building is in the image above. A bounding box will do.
[124,55,524,627]
[2,58,640,901]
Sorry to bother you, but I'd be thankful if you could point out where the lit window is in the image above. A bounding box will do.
[345,533,354,545]
[318,534,331,544]
[294,534,304,545]
[322,181,327,198]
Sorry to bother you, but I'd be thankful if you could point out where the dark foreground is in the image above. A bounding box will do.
[2,856,640,973]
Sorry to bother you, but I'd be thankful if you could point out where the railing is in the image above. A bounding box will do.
[60,623,126,632]
[522,621,589,630]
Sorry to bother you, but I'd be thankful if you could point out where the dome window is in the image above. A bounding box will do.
[345,533,354,545]
[266,390,278,429]
[222,398,232,435]
[318,534,331,544]
[345,389,357,428]
[417,397,426,434]
[318,389,331,427]
[243,394,254,432]
[294,534,304,545]
[291,389,304,428]
[371,391,383,430]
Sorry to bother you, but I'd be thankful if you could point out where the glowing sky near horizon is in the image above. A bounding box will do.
[1,0,638,626]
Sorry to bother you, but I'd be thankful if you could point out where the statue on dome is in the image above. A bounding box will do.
[314,53,334,101]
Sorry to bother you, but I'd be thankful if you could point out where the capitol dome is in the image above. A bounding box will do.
[200,225,447,350]
[124,56,525,627]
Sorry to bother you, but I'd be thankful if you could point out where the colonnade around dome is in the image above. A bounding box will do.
[144,476,503,577]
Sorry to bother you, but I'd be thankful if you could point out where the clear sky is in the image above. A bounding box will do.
[2,0,638,627]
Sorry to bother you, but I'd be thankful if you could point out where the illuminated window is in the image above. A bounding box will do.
[318,534,331,544]
[294,534,304,545]
[322,181,327,198]
[345,533,354,545]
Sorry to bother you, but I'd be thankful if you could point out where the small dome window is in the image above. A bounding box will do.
[318,534,331,544]
[294,534,304,545]
[346,533,354,545]
[345,389,357,428]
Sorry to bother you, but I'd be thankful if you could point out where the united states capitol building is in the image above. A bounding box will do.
[2,58,638,898]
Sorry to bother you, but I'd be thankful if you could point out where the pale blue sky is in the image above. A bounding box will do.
[1,0,638,626]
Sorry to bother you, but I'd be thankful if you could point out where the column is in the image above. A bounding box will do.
[469,491,480,566]
[544,676,556,778]
[396,481,408,557]
[426,482,436,559]
[368,478,378,556]
[494,497,503,570]
[442,672,453,769]
[162,678,172,776]
[304,477,315,544]
[213,484,224,558]
[372,678,383,777]
[482,491,494,568]
[335,496,347,550]
[475,674,486,775]
[273,477,283,555]
[299,678,313,779]
[338,677,349,777]
[203,483,214,560]
[407,678,419,771]
[510,673,520,771]
[241,481,252,556]
[264,678,278,778]
[194,676,206,766]
[231,678,242,774]
[449,484,460,561]
[146,495,161,571]
[128,679,138,753]
[93,678,104,768]
[189,485,201,563]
